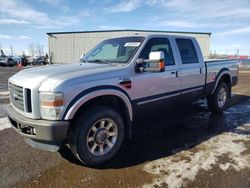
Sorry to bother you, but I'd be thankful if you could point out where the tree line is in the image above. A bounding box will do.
[0,43,45,57]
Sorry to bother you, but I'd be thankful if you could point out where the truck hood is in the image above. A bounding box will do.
[9,63,129,91]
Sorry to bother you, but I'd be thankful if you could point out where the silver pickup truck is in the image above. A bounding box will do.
[8,34,238,166]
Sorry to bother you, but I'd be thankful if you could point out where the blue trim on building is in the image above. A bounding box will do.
[47,29,211,36]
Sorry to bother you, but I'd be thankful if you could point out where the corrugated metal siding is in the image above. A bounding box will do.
[48,31,210,64]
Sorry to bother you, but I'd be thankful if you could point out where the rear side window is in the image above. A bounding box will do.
[176,39,199,64]
[139,38,175,66]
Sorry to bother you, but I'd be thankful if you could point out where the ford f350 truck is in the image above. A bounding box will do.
[8,34,238,166]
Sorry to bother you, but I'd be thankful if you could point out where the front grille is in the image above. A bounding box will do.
[9,83,24,111]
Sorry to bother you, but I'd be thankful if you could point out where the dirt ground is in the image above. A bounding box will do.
[0,67,250,188]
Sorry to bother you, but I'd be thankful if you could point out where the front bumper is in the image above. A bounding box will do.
[7,105,69,150]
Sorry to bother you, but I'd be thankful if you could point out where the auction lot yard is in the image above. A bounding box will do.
[0,67,250,188]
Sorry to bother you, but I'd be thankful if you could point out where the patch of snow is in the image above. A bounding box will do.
[0,117,11,131]
[143,99,250,188]
[194,99,207,108]
[143,131,250,188]
[143,100,250,187]
[0,91,9,96]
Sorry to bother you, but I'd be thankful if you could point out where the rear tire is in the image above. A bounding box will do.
[70,106,125,166]
[207,82,229,113]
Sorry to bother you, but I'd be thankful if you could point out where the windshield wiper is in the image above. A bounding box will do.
[88,59,110,64]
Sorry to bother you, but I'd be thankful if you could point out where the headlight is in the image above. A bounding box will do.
[40,92,64,120]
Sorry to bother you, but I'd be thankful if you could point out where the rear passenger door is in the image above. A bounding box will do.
[175,38,205,102]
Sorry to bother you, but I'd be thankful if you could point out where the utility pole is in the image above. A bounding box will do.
[10,45,13,56]
[73,24,75,62]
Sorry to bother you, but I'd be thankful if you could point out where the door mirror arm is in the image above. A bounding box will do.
[135,58,146,73]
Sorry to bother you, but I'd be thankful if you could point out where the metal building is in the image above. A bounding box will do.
[47,29,211,64]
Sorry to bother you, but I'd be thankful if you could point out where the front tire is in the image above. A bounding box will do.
[207,82,229,113]
[70,106,125,166]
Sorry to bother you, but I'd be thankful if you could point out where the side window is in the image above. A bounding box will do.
[176,39,199,64]
[139,38,175,66]
[117,46,136,61]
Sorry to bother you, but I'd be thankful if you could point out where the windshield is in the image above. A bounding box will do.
[82,36,144,64]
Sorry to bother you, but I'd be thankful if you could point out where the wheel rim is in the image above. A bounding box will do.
[86,118,118,156]
[218,87,227,108]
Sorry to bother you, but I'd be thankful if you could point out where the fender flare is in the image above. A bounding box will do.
[63,89,133,121]
[211,69,232,94]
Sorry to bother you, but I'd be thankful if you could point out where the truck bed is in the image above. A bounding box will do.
[204,59,239,95]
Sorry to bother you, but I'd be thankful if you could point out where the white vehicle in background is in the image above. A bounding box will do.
[0,56,16,67]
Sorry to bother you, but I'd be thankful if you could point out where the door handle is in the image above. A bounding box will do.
[171,71,176,75]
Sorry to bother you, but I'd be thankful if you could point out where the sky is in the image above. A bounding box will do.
[0,0,250,56]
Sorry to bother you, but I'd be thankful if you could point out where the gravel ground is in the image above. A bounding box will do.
[0,67,22,92]
[0,67,250,188]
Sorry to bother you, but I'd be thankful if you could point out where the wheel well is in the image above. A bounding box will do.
[219,74,231,96]
[220,74,230,85]
[73,95,131,137]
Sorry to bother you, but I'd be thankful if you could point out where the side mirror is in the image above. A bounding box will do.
[144,51,165,72]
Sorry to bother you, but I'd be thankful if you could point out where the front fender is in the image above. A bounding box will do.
[63,89,133,121]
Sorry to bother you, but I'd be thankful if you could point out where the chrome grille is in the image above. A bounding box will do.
[9,83,24,111]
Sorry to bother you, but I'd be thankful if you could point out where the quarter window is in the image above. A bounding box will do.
[176,39,199,64]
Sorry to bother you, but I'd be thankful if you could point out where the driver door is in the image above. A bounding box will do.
[132,37,181,113]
